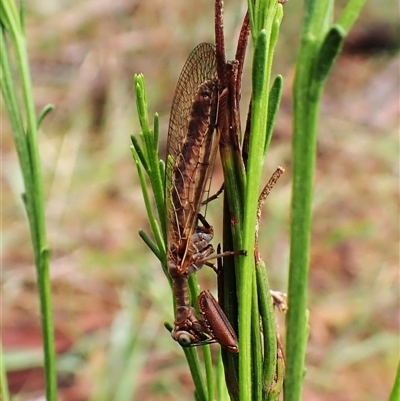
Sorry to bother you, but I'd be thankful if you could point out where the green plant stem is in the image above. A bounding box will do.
[0,344,10,401]
[267,344,284,401]
[138,230,161,262]
[265,75,283,154]
[188,273,213,400]
[255,260,277,393]
[0,30,31,197]
[1,2,56,400]
[239,3,283,399]
[219,143,245,249]
[187,271,213,401]
[183,347,208,401]
[216,349,230,401]
[131,147,165,269]
[239,27,268,401]
[251,280,262,401]
[204,346,215,401]
[134,75,167,242]
[284,60,317,398]
[285,1,365,400]
[389,361,400,401]
[220,200,240,401]
[337,0,367,32]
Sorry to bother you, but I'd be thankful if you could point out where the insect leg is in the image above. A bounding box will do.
[201,183,224,206]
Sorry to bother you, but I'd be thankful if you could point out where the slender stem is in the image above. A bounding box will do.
[134,75,167,242]
[284,1,329,398]
[389,361,400,401]
[220,199,240,401]
[204,346,215,401]
[187,275,212,401]
[239,28,268,400]
[251,279,262,401]
[1,3,57,400]
[138,230,161,262]
[255,167,284,396]
[337,0,367,32]
[0,344,10,401]
[256,261,277,392]
[284,1,365,399]
[216,349,230,401]
[284,54,318,400]
[131,147,165,270]
[183,348,208,401]
[240,4,283,397]
[267,340,285,401]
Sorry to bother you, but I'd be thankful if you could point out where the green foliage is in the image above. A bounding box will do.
[285,1,366,400]
[236,2,284,399]
[0,1,57,400]
[389,361,400,401]
[0,344,10,401]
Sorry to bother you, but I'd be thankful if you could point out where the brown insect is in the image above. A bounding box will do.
[198,290,239,353]
[165,43,241,352]
[165,43,221,264]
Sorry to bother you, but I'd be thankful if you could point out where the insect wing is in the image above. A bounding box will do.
[165,43,219,250]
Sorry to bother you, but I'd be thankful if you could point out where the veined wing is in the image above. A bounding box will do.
[165,43,220,254]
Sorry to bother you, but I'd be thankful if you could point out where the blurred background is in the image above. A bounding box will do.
[2,0,399,400]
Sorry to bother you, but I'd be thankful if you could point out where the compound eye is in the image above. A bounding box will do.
[200,89,211,100]
[178,332,192,347]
